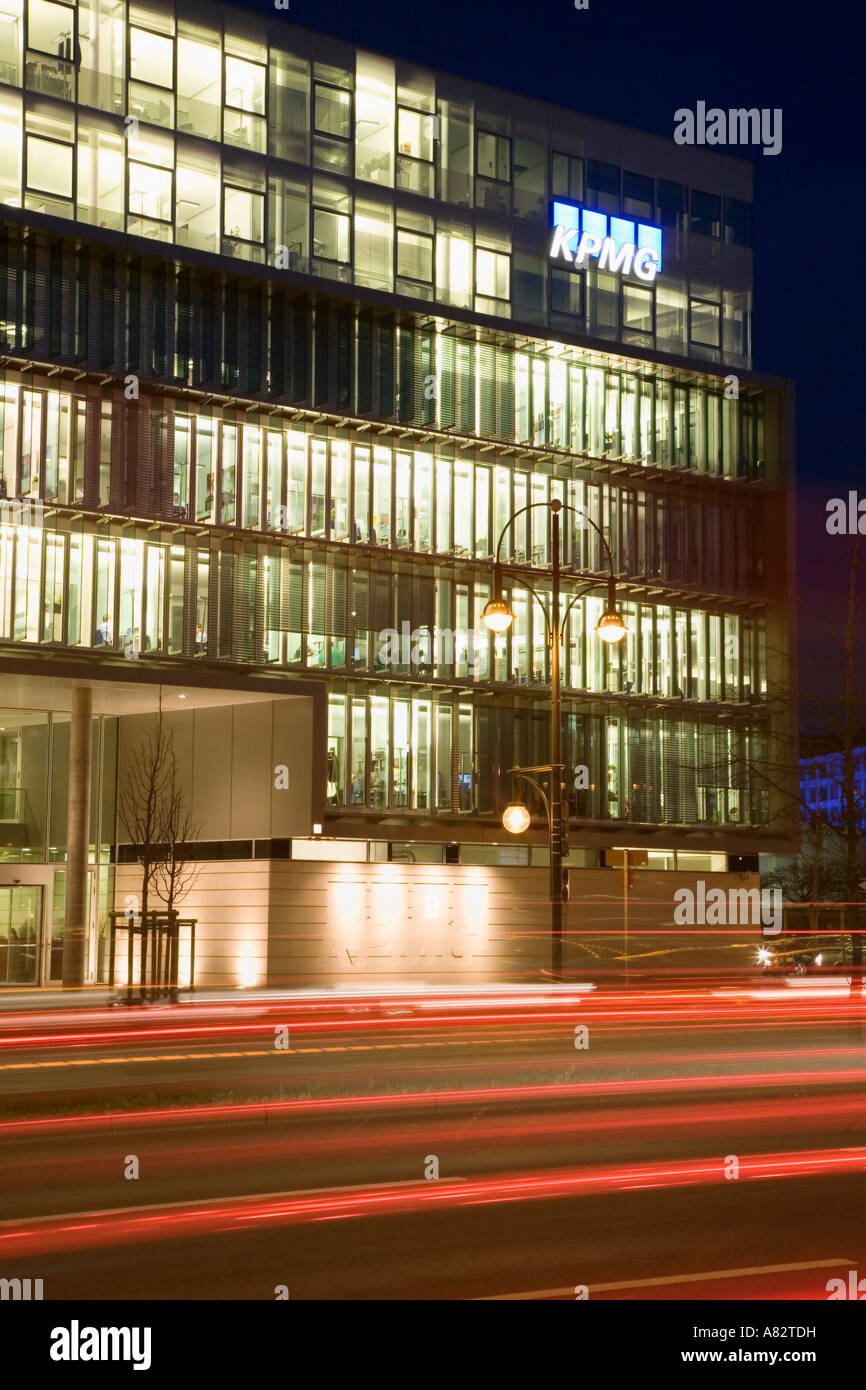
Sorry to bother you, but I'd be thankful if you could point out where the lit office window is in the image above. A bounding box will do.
[396,228,433,284]
[413,451,432,551]
[397,105,433,161]
[370,695,389,805]
[395,450,410,546]
[349,696,367,803]
[42,531,64,642]
[396,106,434,196]
[0,0,22,87]
[25,133,72,203]
[43,390,69,501]
[264,429,283,532]
[352,444,370,543]
[438,98,472,206]
[77,0,124,113]
[177,29,220,140]
[287,430,306,532]
[354,197,393,292]
[270,47,309,165]
[313,205,350,263]
[475,247,509,303]
[268,174,309,271]
[223,185,264,245]
[310,439,326,535]
[314,82,351,138]
[0,89,21,206]
[355,52,394,186]
[176,143,219,252]
[436,225,472,308]
[372,446,390,545]
[220,422,236,524]
[656,280,686,351]
[129,26,172,88]
[393,697,409,804]
[242,424,261,529]
[128,159,171,223]
[26,0,75,98]
[195,417,215,522]
[411,698,432,809]
[330,439,349,541]
[144,542,164,652]
[76,125,123,229]
[622,283,653,334]
[224,55,266,153]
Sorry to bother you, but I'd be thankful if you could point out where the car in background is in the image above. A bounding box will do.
[757,942,854,980]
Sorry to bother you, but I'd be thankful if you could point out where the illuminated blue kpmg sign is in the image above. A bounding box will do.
[550,201,663,282]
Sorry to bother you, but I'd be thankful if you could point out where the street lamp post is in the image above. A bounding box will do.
[483,498,628,978]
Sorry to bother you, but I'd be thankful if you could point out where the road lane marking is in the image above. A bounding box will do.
[475,1258,856,1299]
[0,1038,494,1071]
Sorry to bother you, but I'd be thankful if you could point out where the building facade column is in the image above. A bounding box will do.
[62,686,93,988]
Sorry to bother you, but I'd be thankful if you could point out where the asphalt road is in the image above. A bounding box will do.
[1,983,864,1299]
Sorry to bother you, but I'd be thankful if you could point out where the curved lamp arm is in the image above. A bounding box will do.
[493,497,617,580]
[510,768,553,831]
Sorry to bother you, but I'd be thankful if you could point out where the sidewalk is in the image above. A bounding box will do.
[0,978,592,1011]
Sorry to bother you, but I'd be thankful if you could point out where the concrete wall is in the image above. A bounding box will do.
[114,861,767,988]
[116,696,314,843]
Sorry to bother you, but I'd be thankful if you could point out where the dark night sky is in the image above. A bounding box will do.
[245,0,864,712]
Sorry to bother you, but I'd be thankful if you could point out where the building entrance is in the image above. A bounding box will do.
[0,885,41,984]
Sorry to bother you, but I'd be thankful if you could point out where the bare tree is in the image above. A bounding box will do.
[117,696,174,917]
[153,738,201,912]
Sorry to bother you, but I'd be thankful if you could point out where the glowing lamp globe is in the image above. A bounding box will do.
[482,596,514,632]
[595,609,628,644]
[502,802,531,834]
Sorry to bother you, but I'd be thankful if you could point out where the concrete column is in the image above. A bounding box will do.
[62,686,93,988]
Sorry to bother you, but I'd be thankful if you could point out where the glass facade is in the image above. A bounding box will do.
[0,1,752,366]
[0,1,792,851]
[0,707,115,863]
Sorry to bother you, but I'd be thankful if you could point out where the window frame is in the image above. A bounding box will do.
[222,181,265,247]
[688,296,721,349]
[313,80,352,142]
[127,158,174,226]
[551,150,583,202]
[550,265,585,318]
[312,202,352,265]
[128,22,175,94]
[621,280,655,336]
[396,224,434,287]
[24,130,74,201]
[476,128,511,185]
[474,245,510,305]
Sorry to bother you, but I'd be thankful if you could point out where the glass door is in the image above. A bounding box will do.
[0,885,41,984]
